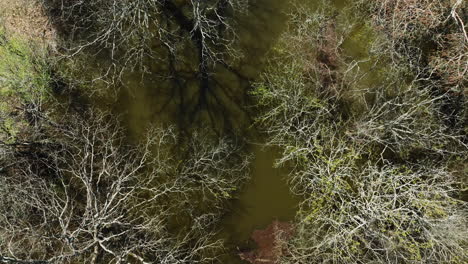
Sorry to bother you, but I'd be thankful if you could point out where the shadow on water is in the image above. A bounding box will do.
[46,0,377,262]
[110,1,335,263]
[48,0,468,262]
[110,1,303,262]
[45,0,319,262]
[111,0,295,139]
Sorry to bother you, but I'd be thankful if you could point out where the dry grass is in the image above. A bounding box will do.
[0,0,56,47]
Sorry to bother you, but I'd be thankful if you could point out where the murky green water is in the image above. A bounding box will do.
[108,1,300,262]
[59,0,468,262]
[223,144,298,241]
[219,143,300,263]
[91,0,360,262]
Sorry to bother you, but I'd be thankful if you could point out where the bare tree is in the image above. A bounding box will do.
[348,85,467,158]
[251,3,468,264]
[40,0,252,132]
[0,110,250,263]
[43,0,247,77]
[284,159,468,264]
[356,0,467,92]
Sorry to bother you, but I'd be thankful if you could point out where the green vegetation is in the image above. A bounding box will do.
[0,28,51,144]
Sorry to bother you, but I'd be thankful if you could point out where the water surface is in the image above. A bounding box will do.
[95,0,360,263]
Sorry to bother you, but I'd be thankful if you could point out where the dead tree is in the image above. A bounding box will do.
[0,111,250,263]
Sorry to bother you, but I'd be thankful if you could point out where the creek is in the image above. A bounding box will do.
[94,0,354,263]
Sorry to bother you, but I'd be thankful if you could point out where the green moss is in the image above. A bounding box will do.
[0,31,50,99]
[0,29,51,142]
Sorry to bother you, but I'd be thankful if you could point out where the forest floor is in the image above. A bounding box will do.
[0,0,55,44]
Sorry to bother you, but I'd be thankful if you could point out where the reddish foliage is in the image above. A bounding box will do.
[238,221,293,264]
